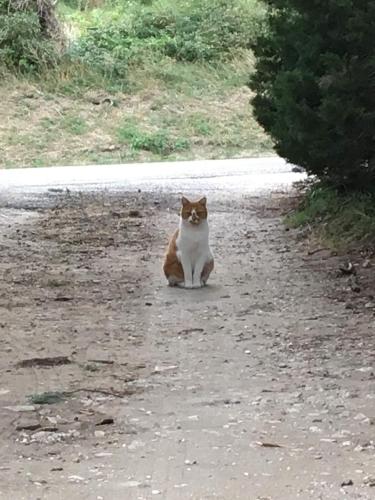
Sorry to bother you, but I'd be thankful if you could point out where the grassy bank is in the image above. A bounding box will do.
[286,184,375,251]
[0,0,273,168]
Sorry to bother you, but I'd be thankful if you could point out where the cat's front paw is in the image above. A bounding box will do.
[192,281,203,289]
[184,281,193,289]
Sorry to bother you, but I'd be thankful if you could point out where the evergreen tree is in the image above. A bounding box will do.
[250,0,375,190]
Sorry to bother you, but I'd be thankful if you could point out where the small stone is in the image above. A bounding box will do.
[96,417,114,426]
[309,426,322,433]
[184,459,197,466]
[122,481,141,488]
[94,430,105,438]
[364,476,375,487]
[354,413,368,421]
[68,475,85,483]
[33,479,47,486]
[128,210,142,218]
[341,479,354,487]
[291,165,304,173]
[153,365,178,374]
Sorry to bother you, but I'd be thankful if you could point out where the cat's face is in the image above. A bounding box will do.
[180,196,208,225]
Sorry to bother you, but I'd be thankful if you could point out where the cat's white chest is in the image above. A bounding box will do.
[176,220,211,262]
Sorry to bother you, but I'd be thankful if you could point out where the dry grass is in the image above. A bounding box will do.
[0,62,273,168]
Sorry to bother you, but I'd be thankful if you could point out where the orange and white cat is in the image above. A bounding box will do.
[163,196,214,288]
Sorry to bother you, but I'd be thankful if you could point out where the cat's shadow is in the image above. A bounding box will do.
[164,282,221,296]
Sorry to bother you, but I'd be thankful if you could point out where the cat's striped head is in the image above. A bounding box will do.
[181,196,207,225]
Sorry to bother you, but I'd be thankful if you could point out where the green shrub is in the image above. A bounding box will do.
[250,0,375,191]
[0,0,60,72]
[117,124,190,155]
[286,184,375,248]
[163,0,257,62]
[133,0,261,62]
[70,22,131,78]
[70,0,264,77]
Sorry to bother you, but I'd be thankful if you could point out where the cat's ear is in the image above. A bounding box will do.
[181,196,190,206]
[198,196,207,206]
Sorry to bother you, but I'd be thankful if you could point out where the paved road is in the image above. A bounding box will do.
[0,157,304,198]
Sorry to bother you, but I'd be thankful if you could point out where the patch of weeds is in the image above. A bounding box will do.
[31,158,46,168]
[61,115,88,135]
[190,114,214,136]
[5,129,34,147]
[46,278,66,288]
[29,391,66,405]
[34,59,128,97]
[40,117,57,130]
[117,123,190,156]
[83,363,100,372]
[285,184,375,250]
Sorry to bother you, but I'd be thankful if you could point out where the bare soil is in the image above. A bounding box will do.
[0,190,374,500]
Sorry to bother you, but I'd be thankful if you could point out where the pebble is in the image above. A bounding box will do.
[68,475,85,483]
[153,365,178,373]
[184,459,197,466]
[364,476,375,487]
[341,479,354,487]
[122,480,141,488]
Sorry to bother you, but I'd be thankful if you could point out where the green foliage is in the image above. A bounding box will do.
[133,0,260,62]
[250,0,375,191]
[0,1,59,72]
[286,184,375,248]
[29,391,66,404]
[69,0,264,79]
[70,22,131,78]
[61,115,88,135]
[117,123,190,156]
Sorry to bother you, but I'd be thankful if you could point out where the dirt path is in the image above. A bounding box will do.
[0,189,374,500]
